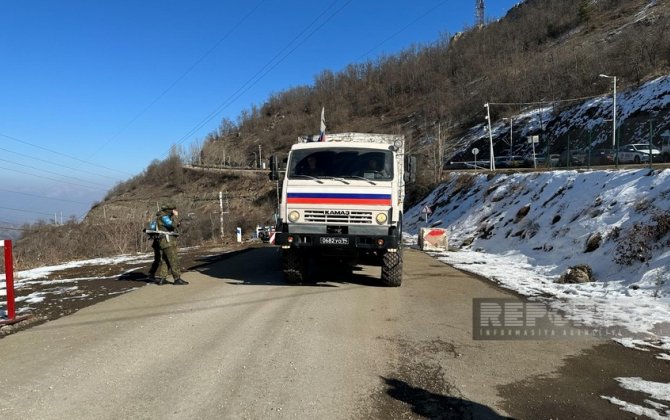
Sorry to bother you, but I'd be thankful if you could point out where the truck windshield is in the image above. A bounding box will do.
[288,148,394,180]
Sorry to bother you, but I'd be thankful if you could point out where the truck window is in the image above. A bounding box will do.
[288,148,393,180]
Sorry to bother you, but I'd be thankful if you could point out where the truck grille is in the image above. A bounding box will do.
[304,210,373,224]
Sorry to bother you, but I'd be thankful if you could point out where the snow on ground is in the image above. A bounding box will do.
[1,246,226,313]
[406,169,670,341]
[2,254,152,283]
[602,377,670,420]
[0,254,151,302]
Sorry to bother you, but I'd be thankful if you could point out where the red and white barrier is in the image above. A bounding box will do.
[1,239,16,321]
[419,228,449,251]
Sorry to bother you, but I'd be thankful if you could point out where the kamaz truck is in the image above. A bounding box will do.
[270,132,414,287]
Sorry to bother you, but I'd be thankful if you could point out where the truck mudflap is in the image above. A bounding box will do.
[275,232,400,250]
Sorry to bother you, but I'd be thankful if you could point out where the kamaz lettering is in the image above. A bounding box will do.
[326,210,350,215]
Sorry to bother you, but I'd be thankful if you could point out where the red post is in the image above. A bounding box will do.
[3,240,15,320]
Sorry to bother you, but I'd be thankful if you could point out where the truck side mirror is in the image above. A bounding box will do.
[404,155,417,184]
[269,155,279,181]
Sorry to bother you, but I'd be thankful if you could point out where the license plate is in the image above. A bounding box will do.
[320,237,349,245]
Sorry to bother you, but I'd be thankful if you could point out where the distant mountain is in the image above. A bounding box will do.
[0,225,23,242]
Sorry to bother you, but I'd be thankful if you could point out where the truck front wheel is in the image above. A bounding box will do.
[282,249,307,283]
[381,251,403,287]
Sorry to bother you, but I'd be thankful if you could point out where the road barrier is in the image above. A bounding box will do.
[1,239,16,321]
[419,228,449,251]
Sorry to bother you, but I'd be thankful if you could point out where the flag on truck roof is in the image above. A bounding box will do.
[318,107,326,142]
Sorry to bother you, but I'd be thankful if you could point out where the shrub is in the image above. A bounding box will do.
[614,210,670,265]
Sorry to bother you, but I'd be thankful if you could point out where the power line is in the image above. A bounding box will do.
[0,146,119,181]
[0,188,91,205]
[488,94,603,107]
[0,225,27,232]
[87,0,268,159]
[168,0,352,153]
[0,132,132,177]
[0,158,111,189]
[0,165,108,191]
[357,0,451,61]
[0,206,55,217]
[169,0,345,149]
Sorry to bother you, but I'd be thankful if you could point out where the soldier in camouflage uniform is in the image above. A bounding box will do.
[155,202,189,285]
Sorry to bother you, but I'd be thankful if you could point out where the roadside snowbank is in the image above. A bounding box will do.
[406,169,670,339]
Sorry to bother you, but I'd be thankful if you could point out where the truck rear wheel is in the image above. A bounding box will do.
[282,249,306,283]
[381,251,402,287]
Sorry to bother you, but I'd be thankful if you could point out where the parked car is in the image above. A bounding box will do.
[559,149,588,166]
[258,226,276,243]
[523,153,559,168]
[617,143,661,164]
[589,148,616,165]
[495,155,527,168]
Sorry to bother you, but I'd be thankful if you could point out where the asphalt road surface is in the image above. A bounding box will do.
[0,247,666,419]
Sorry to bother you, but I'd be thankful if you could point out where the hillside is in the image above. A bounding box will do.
[10,0,670,270]
[194,0,670,169]
[451,74,670,164]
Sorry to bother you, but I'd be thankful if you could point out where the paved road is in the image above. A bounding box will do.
[0,247,664,419]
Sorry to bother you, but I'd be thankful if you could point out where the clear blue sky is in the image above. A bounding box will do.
[0,0,520,225]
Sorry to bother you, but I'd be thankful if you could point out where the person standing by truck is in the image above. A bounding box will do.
[155,202,189,286]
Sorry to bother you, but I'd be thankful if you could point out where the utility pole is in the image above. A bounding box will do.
[649,120,654,168]
[509,118,513,157]
[438,122,444,182]
[258,144,262,168]
[600,74,617,168]
[476,0,485,28]
[484,103,495,171]
[503,117,513,157]
[219,191,224,239]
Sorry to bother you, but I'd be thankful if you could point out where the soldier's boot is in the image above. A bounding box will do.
[173,278,189,285]
[156,278,169,286]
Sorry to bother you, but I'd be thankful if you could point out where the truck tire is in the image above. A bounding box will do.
[634,155,641,164]
[381,251,402,287]
[282,249,306,283]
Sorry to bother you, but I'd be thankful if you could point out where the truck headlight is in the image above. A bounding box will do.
[288,211,300,223]
[375,213,388,224]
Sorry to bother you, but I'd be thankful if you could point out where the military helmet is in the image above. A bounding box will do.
[160,201,177,210]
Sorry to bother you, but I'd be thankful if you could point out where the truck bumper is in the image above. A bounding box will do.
[275,232,400,251]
